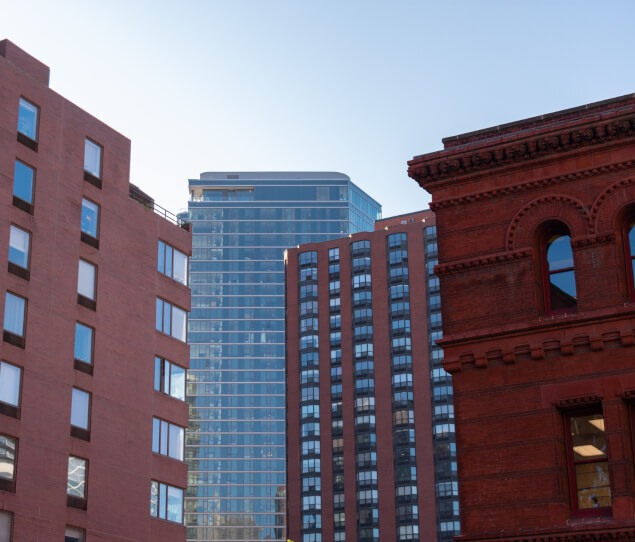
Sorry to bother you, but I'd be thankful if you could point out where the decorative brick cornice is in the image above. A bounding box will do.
[443,326,635,374]
[571,233,616,249]
[409,116,635,186]
[428,161,634,211]
[555,395,602,408]
[434,249,532,276]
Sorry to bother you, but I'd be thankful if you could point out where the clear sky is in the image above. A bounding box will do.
[2,1,634,218]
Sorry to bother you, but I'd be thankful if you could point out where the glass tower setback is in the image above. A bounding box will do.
[186,172,381,541]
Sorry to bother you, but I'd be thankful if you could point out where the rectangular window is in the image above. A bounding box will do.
[3,292,26,346]
[156,299,187,342]
[13,160,35,210]
[0,361,21,418]
[154,357,185,401]
[65,526,85,542]
[80,198,99,242]
[567,411,611,514]
[84,138,102,179]
[152,417,184,461]
[8,225,30,272]
[0,434,17,492]
[158,241,188,285]
[70,388,91,433]
[17,97,38,142]
[74,323,94,368]
[150,480,183,523]
[67,456,87,506]
[0,511,12,541]
[77,260,97,304]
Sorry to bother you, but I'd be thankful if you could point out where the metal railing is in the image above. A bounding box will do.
[129,185,190,230]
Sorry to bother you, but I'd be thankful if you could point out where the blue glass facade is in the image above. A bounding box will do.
[186,172,381,541]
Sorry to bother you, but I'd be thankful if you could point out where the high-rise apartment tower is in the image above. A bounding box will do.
[185,172,381,541]
[285,210,460,542]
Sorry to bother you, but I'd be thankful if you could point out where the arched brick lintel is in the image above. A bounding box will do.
[506,195,591,251]
[591,178,635,234]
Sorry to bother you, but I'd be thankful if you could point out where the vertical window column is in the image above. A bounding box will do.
[298,251,322,541]
[387,233,419,541]
[424,225,460,539]
[351,240,379,542]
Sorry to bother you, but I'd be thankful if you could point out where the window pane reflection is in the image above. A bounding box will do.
[67,456,86,498]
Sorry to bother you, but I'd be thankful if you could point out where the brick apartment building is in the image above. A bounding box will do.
[0,40,190,541]
[409,94,635,540]
[285,210,460,542]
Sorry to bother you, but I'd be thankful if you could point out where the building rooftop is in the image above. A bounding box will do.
[439,93,635,151]
[197,171,351,182]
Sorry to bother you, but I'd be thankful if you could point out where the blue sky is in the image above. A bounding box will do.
[2,1,634,217]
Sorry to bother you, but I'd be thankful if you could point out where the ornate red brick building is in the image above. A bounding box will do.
[408,94,635,540]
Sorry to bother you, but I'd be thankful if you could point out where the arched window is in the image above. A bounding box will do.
[624,220,635,298]
[542,225,577,313]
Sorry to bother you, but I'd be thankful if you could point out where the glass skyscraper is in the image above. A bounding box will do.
[185,172,381,541]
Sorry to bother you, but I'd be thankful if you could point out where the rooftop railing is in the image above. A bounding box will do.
[129,184,190,231]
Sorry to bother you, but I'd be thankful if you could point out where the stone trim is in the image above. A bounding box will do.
[434,249,532,276]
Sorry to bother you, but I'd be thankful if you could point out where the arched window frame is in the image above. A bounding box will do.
[622,218,635,300]
[538,221,578,314]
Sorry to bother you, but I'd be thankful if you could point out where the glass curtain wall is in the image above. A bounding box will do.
[186,173,380,541]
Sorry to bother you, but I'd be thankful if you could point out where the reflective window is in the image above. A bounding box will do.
[70,388,90,430]
[152,418,184,461]
[299,251,317,266]
[568,412,611,511]
[0,362,21,407]
[74,323,94,365]
[150,480,183,523]
[546,233,577,311]
[13,160,35,205]
[65,526,85,542]
[388,232,407,248]
[17,97,38,140]
[158,241,188,285]
[81,198,99,239]
[154,357,185,401]
[67,456,87,498]
[0,435,16,481]
[156,299,187,342]
[4,292,26,337]
[626,222,635,298]
[8,225,30,269]
[77,260,96,300]
[84,139,102,179]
